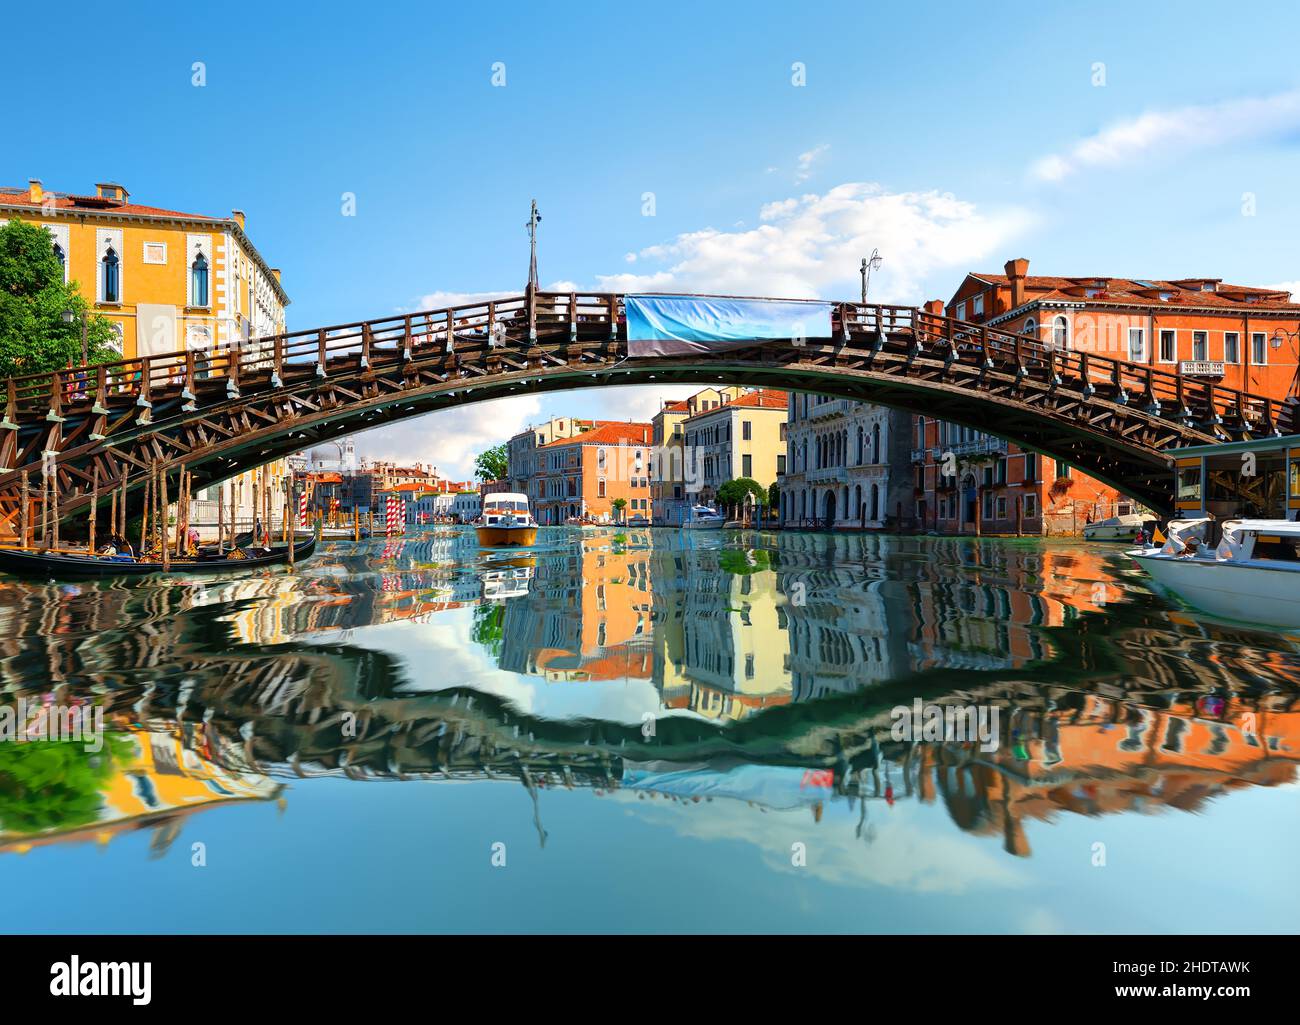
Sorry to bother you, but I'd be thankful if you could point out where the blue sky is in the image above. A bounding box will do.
[7,0,1300,477]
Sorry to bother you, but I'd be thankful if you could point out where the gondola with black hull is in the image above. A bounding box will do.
[0,534,317,579]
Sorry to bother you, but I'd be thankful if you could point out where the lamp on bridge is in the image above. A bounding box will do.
[60,307,89,365]
[1269,327,1300,403]
[860,249,883,304]
[526,199,541,292]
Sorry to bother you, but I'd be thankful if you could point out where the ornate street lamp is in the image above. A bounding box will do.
[61,307,88,364]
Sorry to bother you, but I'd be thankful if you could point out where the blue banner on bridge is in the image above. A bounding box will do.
[624,294,834,357]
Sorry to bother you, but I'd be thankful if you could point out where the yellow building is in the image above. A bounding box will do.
[681,389,788,510]
[0,178,294,537]
[650,387,746,525]
[0,178,289,360]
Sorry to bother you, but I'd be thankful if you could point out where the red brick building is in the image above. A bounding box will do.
[913,259,1300,535]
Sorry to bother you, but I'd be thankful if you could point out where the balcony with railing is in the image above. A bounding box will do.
[804,398,858,422]
[807,464,848,485]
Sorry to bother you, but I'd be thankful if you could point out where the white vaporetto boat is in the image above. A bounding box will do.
[1128,518,1300,629]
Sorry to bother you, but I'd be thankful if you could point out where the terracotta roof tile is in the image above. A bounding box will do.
[0,187,220,221]
[968,272,1299,312]
[540,422,652,447]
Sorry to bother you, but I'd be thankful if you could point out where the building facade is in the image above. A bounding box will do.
[0,179,288,360]
[681,389,787,511]
[912,258,1300,534]
[0,179,293,541]
[649,387,746,525]
[533,422,653,524]
[506,416,598,496]
[780,396,913,529]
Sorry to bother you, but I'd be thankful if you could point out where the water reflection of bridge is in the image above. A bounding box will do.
[0,529,1297,857]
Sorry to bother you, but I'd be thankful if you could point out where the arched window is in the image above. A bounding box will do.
[101,246,120,303]
[870,483,880,521]
[191,252,209,307]
[872,423,881,463]
[1023,318,1037,338]
[53,242,66,268]
[1052,315,1069,350]
[856,425,864,465]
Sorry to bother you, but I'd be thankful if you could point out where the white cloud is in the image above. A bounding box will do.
[598,182,1031,303]
[1030,88,1300,183]
[363,183,1029,471]
[794,143,830,183]
[1270,280,1300,301]
[353,393,542,481]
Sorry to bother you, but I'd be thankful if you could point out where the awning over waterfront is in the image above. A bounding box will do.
[625,295,834,357]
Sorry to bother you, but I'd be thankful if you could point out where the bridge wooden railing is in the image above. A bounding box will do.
[1,291,1290,439]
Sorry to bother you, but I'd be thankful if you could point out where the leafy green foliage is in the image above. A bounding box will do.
[0,732,134,835]
[719,548,771,575]
[471,602,506,656]
[474,443,508,482]
[0,219,119,380]
[716,477,769,509]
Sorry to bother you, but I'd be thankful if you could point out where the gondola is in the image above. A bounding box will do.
[0,535,317,579]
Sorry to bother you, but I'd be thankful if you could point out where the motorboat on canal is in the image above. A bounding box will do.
[1125,432,1300,629]
[0,534,317,580]
[475,493,538,548]
[1083,511,1146,542]
[682,504,725,530]
[1128,518,1300,628]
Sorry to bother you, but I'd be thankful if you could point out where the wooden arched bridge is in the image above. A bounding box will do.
[0,289,1291,536]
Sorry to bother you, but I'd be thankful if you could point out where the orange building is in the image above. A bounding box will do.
[533,422,653,524]
[913,259,1300,534]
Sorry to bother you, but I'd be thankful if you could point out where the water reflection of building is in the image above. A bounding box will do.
[499,537,654,681]
[775,533,914,700]
[901,539,1113,671]
[912,693,1300,857]
[650,546,793,720]
[0,718,280,856]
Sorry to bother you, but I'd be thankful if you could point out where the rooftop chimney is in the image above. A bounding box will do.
[232,209,246,230]
[1005,258,1029,309]
[923,299,945,317]
[271,268,281,283]
[28,179,43,203]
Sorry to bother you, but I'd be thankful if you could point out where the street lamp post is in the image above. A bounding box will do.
[1269,327,1300,405]
[860,249,883,304]
[60,307,88,365]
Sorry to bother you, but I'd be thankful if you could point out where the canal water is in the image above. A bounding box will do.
[0,527,1296,933]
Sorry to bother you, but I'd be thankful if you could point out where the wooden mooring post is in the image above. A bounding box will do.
[19,470,28,549]
[89,464,99,554]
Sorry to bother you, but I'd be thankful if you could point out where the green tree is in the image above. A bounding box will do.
[471,602,506,658]
[0,219,118,380]
[0,732,133,835]
[767,482,780,516]
[716,477,768,521]
[611,497,627,523]
[474,443,508,482]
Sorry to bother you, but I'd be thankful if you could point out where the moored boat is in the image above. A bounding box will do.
[1125,432,1300,629]
[0,535,317,580]
[1083,512,1146,541]
[1128,518,1300,628]
[682,504,725,530]
[475,493,538,547]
